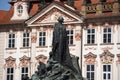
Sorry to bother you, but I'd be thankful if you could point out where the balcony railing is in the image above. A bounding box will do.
[86,4,97,13]
[102,2,113,12]
[84,2,120,14]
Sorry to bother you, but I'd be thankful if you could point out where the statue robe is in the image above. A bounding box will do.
[52,22,73,67]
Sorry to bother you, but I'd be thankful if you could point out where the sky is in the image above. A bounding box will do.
[0,0,11,11]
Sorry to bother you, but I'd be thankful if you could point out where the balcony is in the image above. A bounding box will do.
[82,1,120,15]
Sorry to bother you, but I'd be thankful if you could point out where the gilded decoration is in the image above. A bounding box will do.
[31,32,37,43]
[4,56,16,68]
[100,50,114,64]
[84,52,97,64]
[117,54,120,64]
[19,55,30,67]
[35,54,47,66]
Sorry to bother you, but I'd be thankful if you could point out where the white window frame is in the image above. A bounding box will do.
[6,67,14,80]
[86,64,95,80]
[67,29,74,45]
[117,26,120,43]
[23,32,30,47]
[102,64,112,80]
[87,28,95,44]
[21,67,28,80]
[17,5,23,14]
[8,33,15,48]
[103,27,111,43]
[39,31,46,46]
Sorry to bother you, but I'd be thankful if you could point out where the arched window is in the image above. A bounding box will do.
[17,5,23,14]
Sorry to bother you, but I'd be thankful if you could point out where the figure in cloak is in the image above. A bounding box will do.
[52,16,77,73]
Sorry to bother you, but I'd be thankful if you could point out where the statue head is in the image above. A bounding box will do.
[58,16,64,23]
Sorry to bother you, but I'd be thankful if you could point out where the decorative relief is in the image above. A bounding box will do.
[19,55,30,67]
[75,33,81,41]
[101,46,113,50]
[66,25,75,29]
[35,7,77,23]
[84,52,97,64]
[37,49,47,52]
[116,54,120,64]
[6,51,16,54]
[20,51,30,54]
[100,50,114,64]
[85,47,97,50]
[31,32,37,43]
[4,56,16,69]
[35,54,47,66]
[69,48,75,51]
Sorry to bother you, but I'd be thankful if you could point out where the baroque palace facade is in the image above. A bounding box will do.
[0,0,120,80]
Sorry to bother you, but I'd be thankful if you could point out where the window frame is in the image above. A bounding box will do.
[6,67,14,80]
[102,64,112,80]
[17,5,23,14]
[21,67,29,80]
[8,33,15,48]
[86,64,95,80]
[23,32,30,47]
[67,29,74,45]
[103,27,111,44]
[38,31,46,46]
[87,28,95,44]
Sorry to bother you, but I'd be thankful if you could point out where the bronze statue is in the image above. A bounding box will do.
[31,16,83,80]
[52,16,73,68]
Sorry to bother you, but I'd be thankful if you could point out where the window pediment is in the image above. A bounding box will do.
[4,56,16,68]
[100,50,114,64]
[19,55,30,67]
[35,54,47,65]
[84,52,97,64]
[5,56,16,61]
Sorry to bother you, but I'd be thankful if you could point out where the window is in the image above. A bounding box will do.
[17,5,23,14]
[39,31,46,46]
[23,32,30,47]
[87,28,95,44]
[21,67,28,80]
[67,30,73,45]
[8,34,15,48]
[103,65,111,80]
[7,67,14,80]
[103,28,111,43]
[86,64,95,80]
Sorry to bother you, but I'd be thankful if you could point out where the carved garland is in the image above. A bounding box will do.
[100,50,114,64]
[4,56,16,69]
[84,52,97,64]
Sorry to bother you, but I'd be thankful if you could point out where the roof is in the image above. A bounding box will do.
[0,0,120,25]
